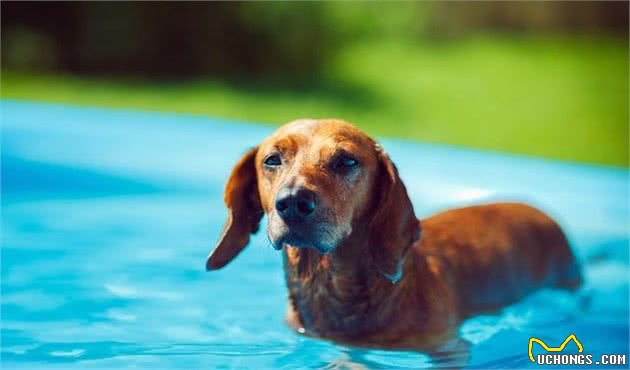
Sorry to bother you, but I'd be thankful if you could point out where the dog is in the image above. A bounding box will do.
[206,119,582,351]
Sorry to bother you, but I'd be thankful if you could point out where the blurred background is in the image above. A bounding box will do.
[2,1,628,167]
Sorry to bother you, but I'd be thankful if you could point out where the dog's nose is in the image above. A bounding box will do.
[275,187,317,222]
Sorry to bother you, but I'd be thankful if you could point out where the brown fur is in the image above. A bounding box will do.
[206,119,582,350]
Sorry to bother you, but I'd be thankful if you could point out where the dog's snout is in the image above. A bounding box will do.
[275,187,317,222]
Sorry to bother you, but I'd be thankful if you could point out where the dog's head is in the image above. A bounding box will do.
[206,119,419,278]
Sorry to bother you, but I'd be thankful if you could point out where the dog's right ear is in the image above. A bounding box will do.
[368,144,420,281]
[206,147,263,270]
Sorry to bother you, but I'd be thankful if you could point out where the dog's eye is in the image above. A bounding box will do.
[263,154,282,167]
[332,154,359,171]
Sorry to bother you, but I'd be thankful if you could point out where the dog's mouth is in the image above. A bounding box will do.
[271,231,335,254]
[268,212,341,254]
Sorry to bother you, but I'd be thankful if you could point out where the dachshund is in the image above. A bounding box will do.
[206,119,582,351]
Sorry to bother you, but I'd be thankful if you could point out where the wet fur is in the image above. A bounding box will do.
[207,119,582,350]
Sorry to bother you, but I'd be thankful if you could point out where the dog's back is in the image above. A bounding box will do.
[417,202,582,317]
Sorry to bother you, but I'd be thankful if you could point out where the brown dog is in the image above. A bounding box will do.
[206,119,582,350]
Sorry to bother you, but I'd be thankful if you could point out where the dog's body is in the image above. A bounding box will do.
[283,203,581,350]
[207,119,581,351]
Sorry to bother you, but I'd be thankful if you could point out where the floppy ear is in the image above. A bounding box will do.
[368,145,421,282]
[206,147,263,270]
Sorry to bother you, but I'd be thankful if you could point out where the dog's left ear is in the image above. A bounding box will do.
[368,145,421,282]
[206,147,263,270]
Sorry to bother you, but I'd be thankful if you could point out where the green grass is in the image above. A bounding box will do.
[2,35,628,166]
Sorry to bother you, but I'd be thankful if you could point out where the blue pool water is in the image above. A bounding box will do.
[1,100,628,369]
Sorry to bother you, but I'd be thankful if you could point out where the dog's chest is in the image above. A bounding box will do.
[283,250,371,335]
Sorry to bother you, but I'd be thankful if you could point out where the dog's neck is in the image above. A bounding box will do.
[282,230,417,337]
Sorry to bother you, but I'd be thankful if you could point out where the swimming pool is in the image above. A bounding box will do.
[2,100,628,369]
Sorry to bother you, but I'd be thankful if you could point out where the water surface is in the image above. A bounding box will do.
[2,101,628,369]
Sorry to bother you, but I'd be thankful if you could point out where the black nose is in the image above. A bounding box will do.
[275,187,317,223]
